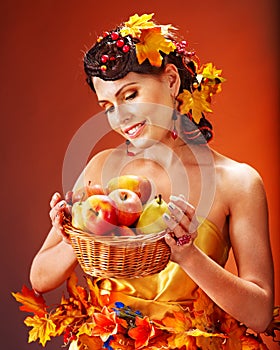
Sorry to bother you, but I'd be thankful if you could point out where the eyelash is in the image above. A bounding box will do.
[104,91,138,114]
[125,91,137,100]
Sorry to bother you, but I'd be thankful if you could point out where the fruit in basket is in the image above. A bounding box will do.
[81,195,118,235]
[106,175,152,204]
[108,189,142,226]
[72,181,104,203]
[71,201,86,230]
[136,194,170,234]
[116,225,136,236]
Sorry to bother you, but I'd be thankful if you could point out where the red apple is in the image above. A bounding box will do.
[72,181,105,204]
[106,175,152,204]
[82,194,118,235]
[108,189,143,226]
[86,181,105,196]
[116,225,136,236]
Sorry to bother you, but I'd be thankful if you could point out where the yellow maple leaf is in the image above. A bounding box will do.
[24,314,56,347]
[177,89,212,123]
[136,27,176,67]
[198,62,225,82]
[167,332,197,349]
[120,13,155,38]
[76,322,95,337]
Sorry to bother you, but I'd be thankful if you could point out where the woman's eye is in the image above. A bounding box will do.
[105,106,115,114]
[125,91,137,100]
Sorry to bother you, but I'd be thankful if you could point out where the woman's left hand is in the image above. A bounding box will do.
[163,195,198,263]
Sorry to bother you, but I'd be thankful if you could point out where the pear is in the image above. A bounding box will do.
[136,194,170,234]
[71,201,86,230]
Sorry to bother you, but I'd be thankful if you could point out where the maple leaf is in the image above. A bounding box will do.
[198,62,225,82]
[177,89,212,123]
[12,285,47,317]
[86,276,107,309]
[128,315,156,349]
[241,334,269,350]
[77,334,104,349]
[76,322,95,337]
[136,27,176,67]
[162,311,192,333]
[120,13,155,38]
[24,314,56,347]
[219,313,246,350]
[167,332,197,349]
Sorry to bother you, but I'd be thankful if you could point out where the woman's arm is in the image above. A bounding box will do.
[29,192,78,293]
[165,163,274,333]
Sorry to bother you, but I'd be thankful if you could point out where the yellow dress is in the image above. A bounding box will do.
[96,218,231,320]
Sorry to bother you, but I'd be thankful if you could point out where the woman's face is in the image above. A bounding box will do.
[93,69,177,149]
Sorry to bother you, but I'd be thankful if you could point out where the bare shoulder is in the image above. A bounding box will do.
[213,150,266,201]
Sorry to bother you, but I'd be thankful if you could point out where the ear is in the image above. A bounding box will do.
[163,64,181,97]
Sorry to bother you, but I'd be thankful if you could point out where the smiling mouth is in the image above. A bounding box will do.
[123,121,146,138]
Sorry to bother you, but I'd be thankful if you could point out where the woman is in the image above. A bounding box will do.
[29,14,275,349]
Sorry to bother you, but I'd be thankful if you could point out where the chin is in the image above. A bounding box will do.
[131,137,158,149]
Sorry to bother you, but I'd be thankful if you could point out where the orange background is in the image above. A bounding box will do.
[1,1,279,348]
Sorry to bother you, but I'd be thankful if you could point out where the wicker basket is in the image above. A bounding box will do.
[64,222,171,279]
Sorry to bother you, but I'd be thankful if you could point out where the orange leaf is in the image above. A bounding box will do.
[162,311,192,333]
[136,27,176,67]
[77,334,104,349]
[67,272,90,310]
[86,276,106,309]
[12,285,47,317]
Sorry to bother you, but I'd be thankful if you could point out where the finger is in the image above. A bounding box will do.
[50,192,61,208]
[50,200,66,222]
[54,211,64,231]
[163,213,188,239]
[169,195,195,221]
[65,191,73,205]
[167,202,191,232]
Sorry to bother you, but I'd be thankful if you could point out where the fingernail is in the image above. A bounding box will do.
[163,213,171,221]
[168,202,176,210]
[170,195,179,201]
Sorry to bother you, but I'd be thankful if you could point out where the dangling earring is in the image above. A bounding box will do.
[125,140,135,156]
[171,107,179,140]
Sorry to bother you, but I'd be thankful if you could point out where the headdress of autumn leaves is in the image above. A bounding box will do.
[84,13,225,126]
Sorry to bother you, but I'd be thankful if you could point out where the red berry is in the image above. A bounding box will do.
[116,39,124,47]
[101,55,109,63]
[110,56,116,61]
[111,32,119,40]
[122,45,130,53]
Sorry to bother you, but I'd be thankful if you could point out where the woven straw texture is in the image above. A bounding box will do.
[64,223,171,278]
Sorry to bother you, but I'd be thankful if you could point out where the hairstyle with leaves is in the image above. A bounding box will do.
[84,14,225,143]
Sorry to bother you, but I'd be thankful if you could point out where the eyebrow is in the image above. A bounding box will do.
[97,82,137,104]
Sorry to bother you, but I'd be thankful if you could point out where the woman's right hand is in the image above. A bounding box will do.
[49,192,72,243]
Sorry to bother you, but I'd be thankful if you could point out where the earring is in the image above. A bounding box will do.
[125,140,135,156]
[171,109,178,140]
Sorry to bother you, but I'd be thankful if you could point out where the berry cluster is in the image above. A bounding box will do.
[99,32,131,72]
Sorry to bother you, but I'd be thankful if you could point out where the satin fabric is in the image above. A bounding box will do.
[96,218,231,320]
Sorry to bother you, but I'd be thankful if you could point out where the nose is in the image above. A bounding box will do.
[108,104,133,128]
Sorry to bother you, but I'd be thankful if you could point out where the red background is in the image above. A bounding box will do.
[1,1,279,348]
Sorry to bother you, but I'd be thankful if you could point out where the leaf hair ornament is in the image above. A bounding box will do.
[84,13,226,137]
